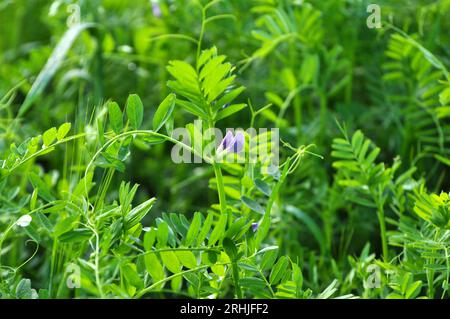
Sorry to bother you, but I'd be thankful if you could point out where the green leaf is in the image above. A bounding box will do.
[97,117,105,145]
[435,154,450,166]
[175,250,198,269]
[197,213,214,245]
[29,172,55,202]
[142,135,167,145]
[238,262,259,272]
[156,221,170,247]
[331,150,354,159]
[223,237,238,260]
[160,251,181,274]
[167,61,202,104]
[224,217,250,240]
[254,179,271,196]
[285,205,326,254]
[24,223,40,242]
[265,92,284,108]
[121,263,143,289]
[261,249,279,271]
[57,123,71,140]
[364,147,380,166]
[215,86,245,110]
[405,281,422,299]
[208,214,227,246]
[317,279,338,299]
[30,188,38,210]
[99,151,126,172]
[143,230,165,286]
[153,93,176,132]
[351,130,364,154]
[108,101,123,134]
[16,279,36,299]
[53,215,78,237]
[185,212,202,246]
[176,99,208,119]
[144,228,157,250]
[269,256,289,285]
[144,252,164,282]
[58,228,92,243]
[126,94,144,129]
[43,127,57,147]
[241,196,265,214]
[215,103,247,121]
[240,277,266,290]
[204,251,219,265]
[18,23,95,116]
[124,197,156,230]
[291,261,304,292]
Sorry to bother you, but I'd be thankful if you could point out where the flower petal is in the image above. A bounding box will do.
[217,130,234,153]
[17,215,32,227]
[232,131,245,153]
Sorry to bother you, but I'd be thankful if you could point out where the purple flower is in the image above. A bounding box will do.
[217,130,244,154]
[251,222,259,232]
[151,2,161,18]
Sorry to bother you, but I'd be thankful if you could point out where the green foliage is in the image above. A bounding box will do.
[153,93,176,132]
[108,102,123,134]
[126,94,144,130]
[0,0,449,301]
[386,273,423,299]
[383,33,450,161]
[332,129,389,193]
[167,46,245,122]
[413,189,450,229]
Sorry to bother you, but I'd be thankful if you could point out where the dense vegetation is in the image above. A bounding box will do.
[0,0,449,299]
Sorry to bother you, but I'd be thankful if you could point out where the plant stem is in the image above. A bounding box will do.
[255,158,291,247]
[294,95,302,140]
[213,162,229,224]
[48,239,58,297]
[376,204,389,261]
[206,116,229,224]
[94,230,105,298]
[0,222,15,269]
[231,261,243,298]
[319,92,327,139]
[370,186,388,262]
[197,7,206,60]
[426,230,440,298]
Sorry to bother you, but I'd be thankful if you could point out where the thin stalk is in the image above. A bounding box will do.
[376,202,389,262]
[48,239,58,297]
[206,118,228,224]
[196,7,206,60]
[294,95,302,140]
[255,158,291,247]
[213,162,229,224]
[0,222,15,268]
[93,230,105,298]
[319,92,327,138]
[231,261,243,298]
[426,229,440,298]
[442,246,450,299]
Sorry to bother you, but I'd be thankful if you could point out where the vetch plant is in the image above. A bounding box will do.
[0,0,449,301]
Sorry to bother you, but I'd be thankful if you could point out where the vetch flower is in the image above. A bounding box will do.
[251,222,259,232]
[151,1,161,18]
[217,130,244,154]
[17,215,32,227]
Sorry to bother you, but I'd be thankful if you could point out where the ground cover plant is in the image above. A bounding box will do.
[0,0,449,299]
